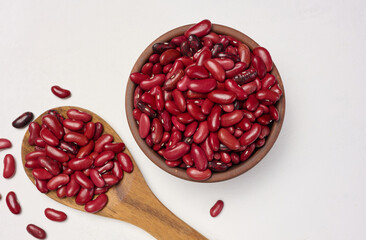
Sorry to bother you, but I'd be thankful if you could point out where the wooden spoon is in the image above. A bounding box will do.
[21,106,207,240]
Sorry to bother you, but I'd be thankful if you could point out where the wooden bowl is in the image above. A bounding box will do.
[126,23,285,182]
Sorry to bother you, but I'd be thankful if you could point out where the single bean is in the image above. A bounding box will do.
[163,142,190,161]
[172,89,186,112]
[184,121,198,137]
[256,138,266,147]
[200,138,214,161]
[139,113,150,139]
[239,123,261,146]
[32,168,53,180]
[28,122,41,146]
[176,75,191,91]
[51,85,71,98]
[63,119,84,131]
[257,114,272,125]
[256,90,280,102]
[193,121,209,144]
[208,90,236,104]
[251,55,267,79]
[3,154,15,178]
[6,191,21,214]
[12,111,34,128]
[269,105,279,121]
[218,128,240,151]
[102,173,120,186]
[221,110,244,127]
[141,62,153,75]
[96,161,114,174]
[165,100,181,115]
[0,138,12,150]
[165,159,182,167]
[210,200,224,217]
[159,110,172,132]
[94,151,115,167]
[208,160,228,172]
[186,167,212,181]
[190,143,208,171]
[130,72,149,84]
[39,156,60,176]
[241,81,257,95]
[94,134,114,153]
[171,35,187,46]
[76,141,94,158]
[117,153,133,173]
[68,157,94,170]
[75,187,94,205]
[154,86,165,111]
[253,47,273,72]
[74,171,94,189]
[185,65,209,79]
[262,74,276,90]
[35,137,46,148]
[85,193,108,213]
[224,79,248,100]
[42,114,64,139]
[59,140,79,155]
[152,42,175,54]
[112,161,124,180]
[25,159,42,169]
[66,174,81,197]
[184,19,211,38]
[238,43,251,65]
[240,143,256,161]
[245,94,259,112]
[93,122,104,140]
[35,179,49,193]
[207,105,222,132]
[26,224,46,239]
[44,208,67,222]
[186,102,206,121]
[40,128,59,146]
[67,109,92,122]
[172,116,186,132]
[188,78,217,93]
[64,132,89,146]
[203,59,225,82]
[47,174,70,190]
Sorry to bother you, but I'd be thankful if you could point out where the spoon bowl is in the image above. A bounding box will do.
[21,106,207,240]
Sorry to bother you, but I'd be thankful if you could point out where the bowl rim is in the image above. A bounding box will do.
[125,23,286,183]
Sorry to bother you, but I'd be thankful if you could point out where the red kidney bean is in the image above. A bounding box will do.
[68,157,93,171]
[259,125,270,139]
[171,35,187,46]
[241,81,257,95]
[44,208,67,222]
[187,78,217,93]
[166,60,184,80]
[240,143,256,161]
[245,94,259,112]
[261,74,276,90]
[196,49,212,67]
[256,90,280,102]
[160,49,181,66]
[3,154,15,178]
[207,105,221,132]
[40,128,59,146]
[35,137,46,148]
[186,102,206,121]
[186,167,211,181]
[96,161,114,174]
[58,141,78,155]
[91,122,103,141]
[51,85,71,99]
[182,154,194,166]
[26,224,46,239]
[221,104,234,113]
[208,90,236,104]
[6,191,21,214]
[25,150,45,161]
[39,156,60,176]
[187,35,203,54]
[133,109,142,122]
[102,173,119,186]
[94,186,110,195]
[163,142,190,161]
[64,132,89,146]
[269,105,279,121]
[190,143,208,171]
[208,133,219,152]
[94,134,113,153]
[165,159,182,167]
[165,100,181,115]
[176,113,193,125]
[172,89,186,112]
[130,72,149,84]
[28,122,41,146]
[0,138,12,150]
[251,55,267,79]
[152,64,162,75]
[102,142,124,154]
[63,119,84,131]
[75,141,94,158]
[214,58,235,70]
[85,193,108,213]
[185,65,209,79]
[166,130,182,149]
[184,121,198,137]
[141,62,153,75]
[220,152,231,164]
[117,153,133,173]
[239,123,261,146]
[203,59,225,82]
[231,152,240,164]
[74,171,94,189]
[134,86,143,108]
[184,19,211,38]
[163,63,173,73]
[157,111,171,132]
[243,110,256,122]
[255,138,266,147]
[254,107,264,118]
[210,200,224,217]
[42,114,64,139]
[238,43,251,65]
[271,84,283,96]
[200,99,213,115]
[172,116,186,132]
[67,109,92,122]
[94,151,115,167]
[253,47,273,72]
[257,114,272,125]
[149,53,160,63]
[217,128,240,151]
[208,161,228,172]
[25,159,42,169]
[75,187,94,205]
[32,168,53,180]
[176,75,191,92]
[221,110,244,127]
[224,79,247,101]
[12,111,34,128]
[138,113,150,139]
[186,90,207,99]
[233,67,258,85]
[66,174,81,197]
[200,138,214,161]
[112,161,124,180]
[225,62,247,79]
[141,92,157,109]
[153,42,175,54]
[193,121,209,144]
[35,179,49,193]
[153,86,165,111]
[47,174,70,190]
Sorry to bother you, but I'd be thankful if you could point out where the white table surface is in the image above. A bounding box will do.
[0,0,365,239]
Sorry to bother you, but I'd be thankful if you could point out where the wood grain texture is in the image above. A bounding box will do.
[21,106,207,240]
[125,23,286,182]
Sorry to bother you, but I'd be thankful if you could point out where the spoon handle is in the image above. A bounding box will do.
[102,180,207,240]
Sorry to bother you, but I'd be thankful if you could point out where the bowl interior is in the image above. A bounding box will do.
[126,23,285,182]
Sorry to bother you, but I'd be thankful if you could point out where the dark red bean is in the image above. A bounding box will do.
[66,174,81,197]
[208,161,229,172]
[117,153,133,173]
[186,167,212,181]
[163,142,190,161]
[188,78,217,93]
[130,72,149,84]
[165,159,182,167]
[94,151,115,167]
[39,156,60,176]
[186,65,209,79]
[172,116,186,132]
[91,122,103,141]
[184,121,198,137]
[3,154,15,178]
[208,132,220,152]
[26,224,46,239]
[186,102,206,121]
[257,114,272,125]
[207,105,222,132]
[239,123,261,146]
[184,19,211,38]
[96,161,114,174]
[139,113,150,139]
[40,128,59,146]
[234,67,258,85]
[200,138,214,161]
[12,111,34,128]
[190,143,208,171]
[112,161,124,180]
[76,141,94,158]
[203,59,225,82]
[221,110,244,127]
[210,200,224,217]
[47,174,70,190]
[6,191,21,214]
[171,35,187,46]
[32,168,53,180]
[51,85,71,98]
[35,179,49,193]
[0,138,12,150]
[68,157,94,170]
[208,90,236,104]
[75,187,94,205]
[63,119,84,131]
[67,109,92,122]
[74,171,94,189]
[103,142,125,153]
[42,114,64,139]
[64,132,89,146]
[253,47,273,72]
[217,128,240,151]
[28,122,41,146]
[44,208,67,222]
[251,55,267,79]
[141,62,153,75]
[240,143,256,161]
[85,193,108,213]
[94,134,113,153]
[193,121,209,144]
[238,43,251,65]
[269,105,279,121]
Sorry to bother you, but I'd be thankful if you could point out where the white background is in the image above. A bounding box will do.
[0,0,365,239]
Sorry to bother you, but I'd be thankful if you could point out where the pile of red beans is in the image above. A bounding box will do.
[130,19,282,181]
[25,108,133,213]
